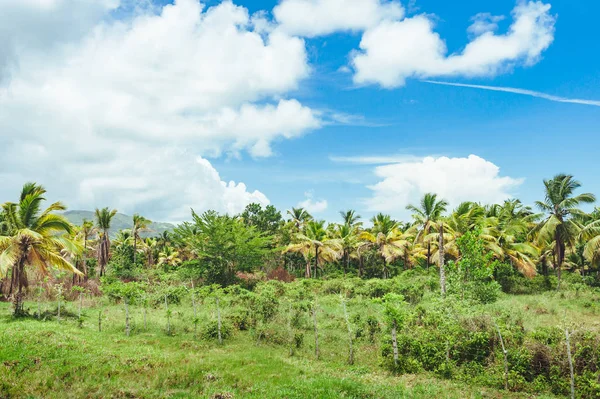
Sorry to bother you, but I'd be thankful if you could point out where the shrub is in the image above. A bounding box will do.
[201,320,232,341]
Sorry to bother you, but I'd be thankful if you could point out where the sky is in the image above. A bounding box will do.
[0,0,598,223]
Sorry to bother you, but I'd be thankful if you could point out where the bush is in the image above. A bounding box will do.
[201,320,232,341]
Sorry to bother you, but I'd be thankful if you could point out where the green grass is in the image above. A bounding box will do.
[0,298,559,399]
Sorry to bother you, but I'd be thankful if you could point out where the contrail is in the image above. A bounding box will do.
[422,80,600,107]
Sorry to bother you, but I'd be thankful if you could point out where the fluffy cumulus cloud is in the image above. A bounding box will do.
[273,0,404,37]
[0,0,320,221]
[352,1,556,87]
[297,191,328,214]
[365,155,523,215]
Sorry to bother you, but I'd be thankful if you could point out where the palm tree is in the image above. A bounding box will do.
[79,219,95,280]
[406,193,448,268]
[340,209,362,227]
[534,174,595,289]
[157,246,181,270]
[95,207,117,277]
[360,215,414,278]
[142,237,158,267]
[0,183,81,315]
[287,207,312,231]
[331,223,360,275]
[285,220,339,278]
[132,214,151,266]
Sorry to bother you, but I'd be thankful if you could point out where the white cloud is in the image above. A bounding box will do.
[329,154,424,164]
[352,1,555,87]
[273,0,404,37]
[0,0,320,220]
[423,80,600,107]
[365,155,523,216]
[467,13,505,37]
[297,191,328,214]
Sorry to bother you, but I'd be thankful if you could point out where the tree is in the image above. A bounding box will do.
[331,223,360,276]
[95,207,117,277]
[0,183,82,315]
[132,214,151,267]
[286,207,312,231]
[79,219,95,280]
[360,214,414,278]
[534,174,595,289]
[285,220,339,278]
[157,246,182,271]
[406,193,448,268]
[339,209,362,227]
[241,203,283,236]
[186,210,274,285]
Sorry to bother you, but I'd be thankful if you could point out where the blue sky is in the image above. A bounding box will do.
[0,0,598,222]
[212,0,600,221]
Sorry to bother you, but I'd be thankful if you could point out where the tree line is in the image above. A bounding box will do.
[1,174,600,315]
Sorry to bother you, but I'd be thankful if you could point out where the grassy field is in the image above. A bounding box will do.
[2,289,590,399]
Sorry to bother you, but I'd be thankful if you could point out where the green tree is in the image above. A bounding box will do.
[285,220,339,278]
[534,174,595,289]
[187,210,274,285]
[406,193,448,268]
[132,214,151,267]
[0,183,81,315]
[95,207,117,277]
[286,207,312,231]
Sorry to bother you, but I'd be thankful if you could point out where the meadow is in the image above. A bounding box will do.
[2,272,599,399]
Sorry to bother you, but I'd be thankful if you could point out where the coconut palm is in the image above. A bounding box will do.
[285,220,339,278]
[95,207,117,277]
[78,219,95,280]
[287,207,312,231]
[360,215,414,278]
[157,246,181,270]
[534,174,595,289]
[340,209,362,227]
[331,223,360,275]
[132,214,151,266]
[0,183,81,315]
[406,193,448,268]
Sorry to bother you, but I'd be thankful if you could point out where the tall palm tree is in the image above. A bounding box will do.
[0,183,81,315]
[95,207,117,277]
[534,174,595,289]
[340,209,362,227]
[406,193,448,268]
[360,215,414,278]
[287,207,312,231]
[132,214,151,266]
[79,219,95,280]
[331,223,360,275]
[285,220,339,278]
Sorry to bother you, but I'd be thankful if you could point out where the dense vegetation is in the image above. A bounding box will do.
[2,174,600,398]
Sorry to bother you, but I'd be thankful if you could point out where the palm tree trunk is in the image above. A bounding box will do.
[555,233,565,290]
[305,258,311,278]
[133,234,137,266]
[438,222,446,296]
[314,247,319,279]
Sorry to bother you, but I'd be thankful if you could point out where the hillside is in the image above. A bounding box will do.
[63,210,174,238]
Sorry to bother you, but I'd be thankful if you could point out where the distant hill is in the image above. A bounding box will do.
[63,210,175,238]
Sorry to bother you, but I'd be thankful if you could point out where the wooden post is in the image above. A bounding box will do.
[125,297,130,337]
[143,303,147,331]
[216,297,222,345]
[565,328,575,399]
[288,302,294,357]
[78,292,83,319]
[165,294,171,335]
[98,310,102,332]
[312,302,320,360]
[391,320,399,367]
[342,298,354,365]
[495,323,509,390]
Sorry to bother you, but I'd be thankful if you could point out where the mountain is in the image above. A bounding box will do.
[63,210,175,238]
